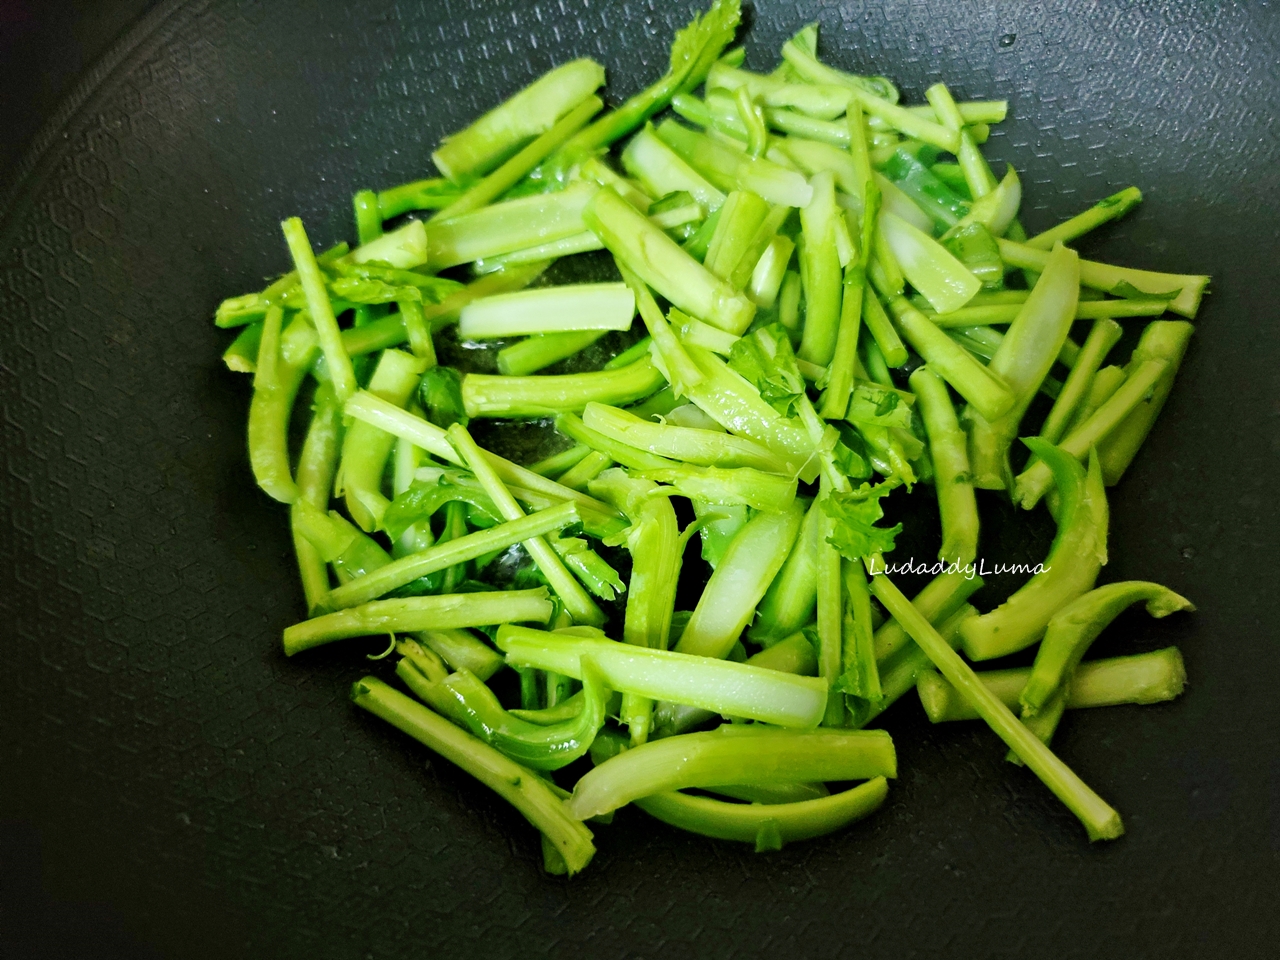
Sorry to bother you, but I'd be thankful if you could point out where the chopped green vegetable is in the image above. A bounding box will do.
[917,646,1188,723]
[962,443,1109,661]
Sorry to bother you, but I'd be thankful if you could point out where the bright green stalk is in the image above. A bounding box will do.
[1066,365,1126,436]
[996,238,1209,319]
[814,491,845,726]
[884,294,1015,420]
[650,632,818,737]
[861,337,892,386]
[851,89,959,154]
[683,345,817,472]
[777,137,857,196]
[377,178,461,218]
[247,306,302,503]
[394,298,433,363]
[337,313,406,358]
[412,630,504,682]
[436,94,602,219]
[281,218,356,403]
[338,224,424,272]
[582,401,795,474]
[590,471,683,651]
[591,469,684,744]
[432,58,605,181]
[655,120,814,207]
[708,62,854,119]
[284,589,552,656]
[753,632,819,675]
[942,164,1021,239]
[343,396,626,532]
[918,647,1188,723]
[797,170,842,366]
[585,187,756,335]
[510,690,587,725]
[704,190,771,280]
[222,321,262,373]
[926,82,997,200]
[618,269,705,397]
[603,337,655,371]
[352,189,384,332]
[421,265,548,322]
[323,501,580,609]
[963,243,1080,491]
[927,298,1168,327]
[1020,581,1194,717]
[778,24,897,102]
[962,444,1109,661]
[671,91,745,140]
[867,569,1123,842]
[910,366,979,566]
[567,725,895,819]
[838,557,881,703]
[497,626,829,730]
[870,569,985,663]
[777,269,803,336]
[458,283,635,339]
[1039,317,1123,445]
[674,313,739,355]
[335,349,429,531]
[556,451,613,491]
[472,233,602,273]
[529,444,592,479]
[1013,359,1168,509]
[293,501,391,589]
[733,85,768,156]
[749,234,795,308]
[213,243,349,329]
[879,147,969,232]
[1025,187,1144,250]
[689,501,750,569]
[554,412,675,472]
[497,330,607,376]
[634,777,887,851]
[461,355,665,419]
[636,464,797,512]
[427,182,596,269]
[865,171,935,233]
[580,156,655,211]
[398,656,607,771]
[349,676,595,874]
[448,424,604,627]
[549,537,625,601]
[529,0,743,187]
[622,123,726,212]
[861,286,908,369]
[850,603,975,729]
[675,500,807,659]
[1097,320,1194,484]
[880,211,982,313]
[750,498,821,645]
[291,381,343,613]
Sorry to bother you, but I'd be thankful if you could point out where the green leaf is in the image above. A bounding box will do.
[382,475,499,541]
[727,322,806,417]
[419,366,468,429]
[822,481,901,561]
[831,424,872,481]
[873,391,900,418]
[328,276,422,305]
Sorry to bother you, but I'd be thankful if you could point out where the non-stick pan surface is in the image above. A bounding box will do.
[2,2,1278,957]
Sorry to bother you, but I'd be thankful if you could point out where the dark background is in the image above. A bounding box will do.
[2,2,1279,958]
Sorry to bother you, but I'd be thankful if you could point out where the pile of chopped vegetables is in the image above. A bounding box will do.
[215,0,1204,874]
